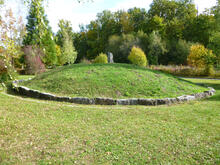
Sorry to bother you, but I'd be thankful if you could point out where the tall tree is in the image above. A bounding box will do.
[56,19,74,47]
[148,31,167,65]
[60,30,77,65]
[148,0,197,40]
[56,20,77,65]
[23,0,57,66]
[0,9,25,81]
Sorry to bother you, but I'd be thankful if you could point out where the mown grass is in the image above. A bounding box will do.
[0,78,219,164]
[20,63,207,99]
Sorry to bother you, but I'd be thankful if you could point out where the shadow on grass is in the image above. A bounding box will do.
[5,83,30,99]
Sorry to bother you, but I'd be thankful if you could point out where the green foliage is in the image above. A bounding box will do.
[23,0,57,66]
[56,19,74,47]
[94,53,108,64]
[208,32,220,66]
[188,14,216,47]
[80,58,91,64]
[204,64,215,76]
[128,46,147,67]
[59,31,77,65]
[41,32,57,66]
[148,31,167,65]
[167,39,192,65]
[55,45,62,65]
[23,0,48,46]
[148,15,166,36]
[72,1,218,66]
[187,44,216,68]
[108,33,140,63]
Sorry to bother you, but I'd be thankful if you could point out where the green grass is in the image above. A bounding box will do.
[20,63,207,99]
[0,78,219,164]
[16,75,35,80]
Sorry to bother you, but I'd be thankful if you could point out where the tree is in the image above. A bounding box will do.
[73,32,89,63]
[56,19,74,47]
[148,31,167,65]
[108,33,140,63]
[187,44,216,68]
[23,0,57,66]
[208,32,220,66]
[0,9,24,81]
[166,39,192,65]
[0,9,25,81]
[148,15,166,37]
[148,0,197,40]
[185,13,216,47]
[59,30,77,65]
[128,7,148,33]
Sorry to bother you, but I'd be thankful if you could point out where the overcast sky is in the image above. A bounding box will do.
[4,0,218,32]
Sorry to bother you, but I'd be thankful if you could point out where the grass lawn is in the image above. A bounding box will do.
[0,78,219,164]
[20,64,207,99]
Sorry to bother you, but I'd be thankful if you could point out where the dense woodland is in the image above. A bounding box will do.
[0,0,220,81]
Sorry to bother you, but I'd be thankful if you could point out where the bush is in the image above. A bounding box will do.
[204,65,215,76]
[187,44,216,68]
[80,58,91,64]
[150,65,208,77]
[23,46,46,75]
[94,53,108,64]
[128,46,147,67]
[0,50,17,83]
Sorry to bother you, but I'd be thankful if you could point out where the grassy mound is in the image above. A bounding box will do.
[20,63,207,99]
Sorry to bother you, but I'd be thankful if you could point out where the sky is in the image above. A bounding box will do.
[3,0,218,32]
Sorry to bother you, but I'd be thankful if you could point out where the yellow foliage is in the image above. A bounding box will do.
[128,46,147,67]
[187,44,216,68]
[94,53,108,64]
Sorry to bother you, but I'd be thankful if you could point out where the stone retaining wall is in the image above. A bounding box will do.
[12,80,216,106]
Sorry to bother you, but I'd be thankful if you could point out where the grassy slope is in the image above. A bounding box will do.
[21,64,207,99]
[0,79,219,164]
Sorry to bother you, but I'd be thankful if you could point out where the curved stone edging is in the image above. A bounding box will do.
[11,79,216,106]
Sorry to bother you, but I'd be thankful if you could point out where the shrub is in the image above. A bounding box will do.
[23,46,46,75]
[0,49,18,83]
[94,53,108,64]
[150,65,208,77]
[80,58,91,64]
[187,44,216,68]
[128,47,147,67]
[204,65,215,76]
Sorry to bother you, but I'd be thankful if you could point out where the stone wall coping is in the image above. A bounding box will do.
[11,79,216,106]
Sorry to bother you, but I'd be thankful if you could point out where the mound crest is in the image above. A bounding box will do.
[21,64,207,99]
